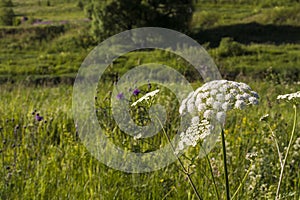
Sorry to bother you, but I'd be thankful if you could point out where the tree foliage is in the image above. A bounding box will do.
[0,0,14,26]
[87,0,194,41]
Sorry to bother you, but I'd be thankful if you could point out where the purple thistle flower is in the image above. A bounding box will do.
[35,113,43,121]
[116,92,124,100]
[133,88,140,96]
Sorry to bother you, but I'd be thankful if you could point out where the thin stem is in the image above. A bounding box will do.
[156,116,203,200]
[231,161,253,200]
[267,123,283,166]
[221,128,230,200]
[275,104,297,200]
[205,154,220,200]
[185,172,203,200]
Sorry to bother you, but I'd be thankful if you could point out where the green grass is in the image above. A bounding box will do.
[192,1,300,29]
[12,0,84,20]
[0,0,299,83]
[0,0,300,199]
[0,81,299,199]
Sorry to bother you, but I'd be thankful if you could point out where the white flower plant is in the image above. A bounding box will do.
[131,79,260,200]
[177,80,259,153]
[260,91,299,200]
[176,80,259,200]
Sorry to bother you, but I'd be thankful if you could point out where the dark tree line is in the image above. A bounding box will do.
[0,0,14,26]
[81,0,194,41]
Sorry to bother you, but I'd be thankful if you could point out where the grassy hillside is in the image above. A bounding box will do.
[0,0,299,83]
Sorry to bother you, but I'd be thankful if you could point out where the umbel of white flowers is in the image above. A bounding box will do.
[176,80,259,153]
[131,89,160,107]
[277,91,300,102]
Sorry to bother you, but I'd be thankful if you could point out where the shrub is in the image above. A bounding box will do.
[217,37,246,57]
[0,0,14,26]
[89,0,194,42]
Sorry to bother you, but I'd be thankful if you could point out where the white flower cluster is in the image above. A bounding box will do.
[131,89,160,106]
[277,91,300,102]
[176,80,259,153]
[180,80,259,120]
[175,116,213,153]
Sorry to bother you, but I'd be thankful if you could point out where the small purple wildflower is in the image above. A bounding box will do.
[35,113,43,121]
[147,80,152,90]
[116,92,124,100]
[133,88,140,96]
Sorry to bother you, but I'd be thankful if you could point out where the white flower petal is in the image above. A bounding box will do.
[203,109,215,119]
[216,111,226,124]
[197,103,206,112]
[235,100,246,110]
[213,101,222,110]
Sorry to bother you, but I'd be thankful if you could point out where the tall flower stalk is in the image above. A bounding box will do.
[221,128,230,200]
[131,89,203,200]
[130,80,259,199]
[157,118,203,200]
[272,91,299,200]
[177,80,259,199]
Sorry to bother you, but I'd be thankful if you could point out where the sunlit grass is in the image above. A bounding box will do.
[0,0,299,198]
[0,81,299,199]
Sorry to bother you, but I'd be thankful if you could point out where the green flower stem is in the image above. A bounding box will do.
[221,128,230,200]
[156,116,203,200]
[231,161,253,200]
[275,104,297,200]
[205,154,220,200]
[268,123,282,166]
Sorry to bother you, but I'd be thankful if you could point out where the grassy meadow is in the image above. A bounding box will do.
[1,0,300,199]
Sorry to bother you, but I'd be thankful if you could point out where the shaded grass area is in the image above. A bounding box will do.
[194,22,300,47]
[1,41,299,85]
[211,42,300,82]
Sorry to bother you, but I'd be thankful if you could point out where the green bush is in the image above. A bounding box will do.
[90,0,194,42]
[0,0,14,26]
[217,37,247,57]
[77,0,84,10]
